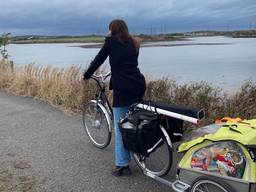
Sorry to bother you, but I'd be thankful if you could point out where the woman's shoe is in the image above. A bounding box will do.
[112,166,131,177]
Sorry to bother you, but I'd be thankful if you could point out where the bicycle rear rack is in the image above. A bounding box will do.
[143,171,190,192]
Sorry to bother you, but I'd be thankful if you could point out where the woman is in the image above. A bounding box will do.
[83,19,146,177]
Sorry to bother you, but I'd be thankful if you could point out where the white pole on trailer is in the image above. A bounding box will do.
[136,103,200,124]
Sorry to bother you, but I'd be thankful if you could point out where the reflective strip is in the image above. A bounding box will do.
[136,103,199,124]
[147,138,163,153]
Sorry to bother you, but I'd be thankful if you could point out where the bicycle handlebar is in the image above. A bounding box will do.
[89,72,111,90]
[91,71,111,81]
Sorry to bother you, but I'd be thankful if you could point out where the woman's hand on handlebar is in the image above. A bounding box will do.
[83,71,111,81]
[83,72,91,81]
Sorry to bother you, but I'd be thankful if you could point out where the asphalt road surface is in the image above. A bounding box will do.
[0,91,177,192]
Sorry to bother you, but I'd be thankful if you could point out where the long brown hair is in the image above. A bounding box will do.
[109,19,140,53]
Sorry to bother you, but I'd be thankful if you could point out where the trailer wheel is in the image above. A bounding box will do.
[190,176,234,192]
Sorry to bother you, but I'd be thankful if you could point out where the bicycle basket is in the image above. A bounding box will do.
[119,107,162,157]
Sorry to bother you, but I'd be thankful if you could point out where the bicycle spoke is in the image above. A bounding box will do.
[202,184,210,192]
[195,188,204,192]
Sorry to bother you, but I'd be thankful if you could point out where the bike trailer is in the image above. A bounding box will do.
[176,119,256,192]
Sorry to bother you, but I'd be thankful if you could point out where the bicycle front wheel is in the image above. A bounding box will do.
[132,126,173,176]
[82,100,112,149]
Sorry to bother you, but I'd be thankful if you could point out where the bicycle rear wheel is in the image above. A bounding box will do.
[132,126,173,176]
[82,100,112,149]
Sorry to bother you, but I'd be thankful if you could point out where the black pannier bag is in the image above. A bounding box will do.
[119,107,162,157]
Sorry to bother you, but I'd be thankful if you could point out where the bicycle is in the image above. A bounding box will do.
[82,72,175,176]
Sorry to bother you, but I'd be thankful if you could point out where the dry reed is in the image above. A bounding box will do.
[0,61,98,113]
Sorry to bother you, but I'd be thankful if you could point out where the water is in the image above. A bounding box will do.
[6,36,256,93]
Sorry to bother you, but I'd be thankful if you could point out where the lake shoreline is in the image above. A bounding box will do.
[10,34,187,44]
[9,30,256,45]
[73,42,231,49]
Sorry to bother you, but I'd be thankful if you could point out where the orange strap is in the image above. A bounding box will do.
[215,117,242,124]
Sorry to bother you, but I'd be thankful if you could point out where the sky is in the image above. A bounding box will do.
[0,0,256,35]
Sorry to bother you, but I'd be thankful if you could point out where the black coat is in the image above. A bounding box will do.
[84,36,146,107]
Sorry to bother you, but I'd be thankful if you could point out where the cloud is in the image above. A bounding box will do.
[0,0,256,35]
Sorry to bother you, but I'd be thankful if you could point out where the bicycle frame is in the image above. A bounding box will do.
[90,72,113,117]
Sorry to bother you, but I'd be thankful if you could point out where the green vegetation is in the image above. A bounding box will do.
[190,30,256,37]
[10,34,187,44]
[0,33,11,60]
[1,61,255,130]
[11,35,105,44]
[136,34,186,42]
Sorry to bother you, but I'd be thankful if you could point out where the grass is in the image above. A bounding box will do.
[1,60,255,129]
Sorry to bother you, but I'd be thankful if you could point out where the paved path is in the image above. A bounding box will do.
[0,91,177,192]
